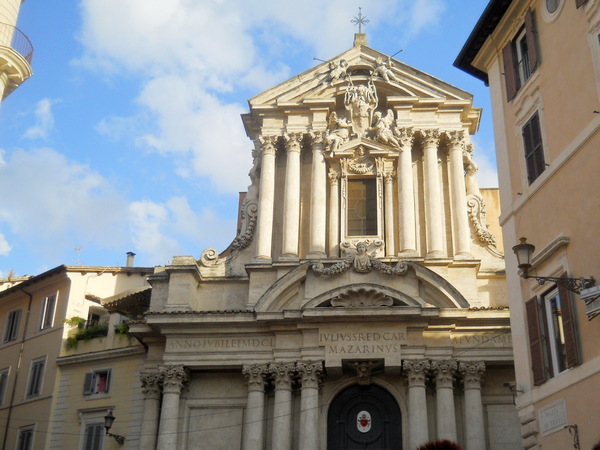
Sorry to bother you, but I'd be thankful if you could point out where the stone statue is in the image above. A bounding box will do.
[322,59,348,86]
[374,57,399,83]
[325,111,352,152]
[463,145,480,197]
[353,241,372,272]
[370,109,400,147]
[344,79,378,137]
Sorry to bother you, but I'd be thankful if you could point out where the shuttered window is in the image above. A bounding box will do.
[3,309,21,342]
[17,427,34,450]
[83,369,112,395]
[83,423,104,450]
[503,9,539,101]
[26,359,45,398]
[522,112,546,184]
[526,296,548,385]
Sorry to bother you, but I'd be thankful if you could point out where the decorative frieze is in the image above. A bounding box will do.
[312,242,408,276]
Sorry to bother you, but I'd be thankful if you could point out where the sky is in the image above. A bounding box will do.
[0,0,498,277]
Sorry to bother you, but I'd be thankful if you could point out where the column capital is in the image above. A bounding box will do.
[284,132,303,153]
[269,362,296,390]
[259,135,279,156]
[159,364,190,394]
[328,168,340,185]
[308,130,326,147]
[140,370,162,399]
[384,171,396,183]
[396,127,414,148]
[420,129,440,147]
[445,130,466,149]
[296,361,323,389]
[243,363,269,392]
[431,360,457,389]
[460,361,485,389]
[403,359,431,387]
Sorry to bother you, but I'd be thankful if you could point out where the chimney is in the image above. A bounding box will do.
[126,252,136,267]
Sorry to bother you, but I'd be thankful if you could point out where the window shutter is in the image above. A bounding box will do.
[558,274,581,368]
[105,369,112,393]
[83,372,94,395]
[576,0,587,8]
[12,310,21,340]
[526,296,547,385]
[525,9,539,72]
[502,42,518,101]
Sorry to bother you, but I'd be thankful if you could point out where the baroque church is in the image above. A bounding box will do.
[131,33,522,449]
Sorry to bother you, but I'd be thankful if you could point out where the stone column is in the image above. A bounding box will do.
[296,361,323,450]
[431,360,458,442]
[255,136,278,260]
[157,365,190,450]
[447,131,472,259]
[460,361,486,450]
[308,132,327,258]
[384,172,396,256]
[139,371,161,450]
[282,133,303,259]
[403,359,430,449]
[397,128,417,256]
[269,362,295,450]
[328,169,340,257]
[242,364,268,450]
[422,129,445,259]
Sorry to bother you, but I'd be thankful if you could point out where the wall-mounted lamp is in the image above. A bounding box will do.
[104,410,126,445]
[564,424,580,449]
[512,238,595,294]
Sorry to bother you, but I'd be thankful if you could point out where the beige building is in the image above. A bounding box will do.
[455,0,600,448]
[0,0,33,101]
[132,34,521,449]
[0,262,151,450]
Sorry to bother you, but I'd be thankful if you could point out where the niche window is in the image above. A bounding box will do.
[347,178,378,236]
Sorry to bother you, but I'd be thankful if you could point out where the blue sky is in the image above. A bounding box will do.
[0,0,496,276]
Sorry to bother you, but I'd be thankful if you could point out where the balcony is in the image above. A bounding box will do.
[0,22,33,64]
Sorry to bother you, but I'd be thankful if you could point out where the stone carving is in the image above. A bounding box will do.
[344,78,378,137]
[322,59,348,86]
[242,363,268,391]
[140,371,161,399]
[395,127,414,148]
[312,242,408,276]
[431,360,457,389]
[200,248,219,267]
[370,109,400,147]
[325,111,352,152]
[373,57,399,83]
[159,365,190,394]
[328,168,340,185]
[345,146,375,174]
[420,129,440,147]
[403,359,431,387]
[340,239,384,256]
[259,135,278,156]
[296,361,323,389]
[459,361,485,389]
[330,288,394,307]
[352,360,380,385]
[284,132,303,153]
[269,362,296,389]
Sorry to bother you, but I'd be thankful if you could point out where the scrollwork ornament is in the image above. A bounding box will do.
[159,365,190,394]
[296,361,323,389]
[467,195,497,248]
[200,248,220,267]
[242,363,268,391]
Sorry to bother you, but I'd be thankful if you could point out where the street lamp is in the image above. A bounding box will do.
[104,410,126,445]
[512,237,595,294]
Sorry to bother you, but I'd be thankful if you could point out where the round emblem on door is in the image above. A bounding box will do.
[356,410,371,433]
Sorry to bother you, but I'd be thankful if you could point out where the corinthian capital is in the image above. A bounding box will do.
[296,361,323,389]
[395,127,414,148]
[420,129,440,147]
[259,135,278,156]
[159,365,190,394]
[446,130,465,149]
[308,130,325,146]
[140,371,161,399]
[459,361,485,389]
[269,362,296,390]
[328,168,340,185]
[431,360,457,389]
[242,363,268,392]
[284,132,303,153]
[403,359,430,387]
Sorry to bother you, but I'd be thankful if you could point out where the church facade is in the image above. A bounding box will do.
[132,35,521,450]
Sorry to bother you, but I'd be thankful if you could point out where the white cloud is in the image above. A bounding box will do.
[78,0,446,194]
[0,233,11,256]
[470,136,499,189]
[22,98,56,140]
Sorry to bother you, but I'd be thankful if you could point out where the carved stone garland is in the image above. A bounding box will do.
[312,242,408,276]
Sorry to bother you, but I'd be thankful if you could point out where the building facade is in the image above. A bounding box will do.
[0,0,32,101]
[132,35,521,450]
[0,263,151,450]
[455,0,600,448]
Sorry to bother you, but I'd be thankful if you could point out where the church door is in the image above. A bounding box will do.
[327,384,402,449]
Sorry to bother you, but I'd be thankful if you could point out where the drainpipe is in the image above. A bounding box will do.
[2,287,33,450]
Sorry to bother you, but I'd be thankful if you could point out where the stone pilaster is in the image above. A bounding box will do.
[327,168,340,257]
[447,131,472,258]
[157,365,190,450]
[460,361,486,450]
[384,171,396,256]
[282,133,303,258]
[431,360,458,442]
[421,129,445,258]
[242,364,268,450]
[308,131,327,258]
[269,362,296,450]
[397,128,417,256]
[139,371,161,450]
[403,359,430,448]
[255,136,278,260]
[296,361,323,450]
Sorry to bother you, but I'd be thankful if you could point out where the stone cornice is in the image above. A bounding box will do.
[56,345,146,366]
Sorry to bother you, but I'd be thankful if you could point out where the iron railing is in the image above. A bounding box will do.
[0,22,33,64]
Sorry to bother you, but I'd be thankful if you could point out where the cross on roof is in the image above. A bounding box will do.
[351,7,369,33]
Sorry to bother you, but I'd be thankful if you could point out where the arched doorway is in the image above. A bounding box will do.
[327,384,402,449]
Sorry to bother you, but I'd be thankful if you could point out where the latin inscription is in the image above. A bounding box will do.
[451,334,512,347]
[168,337,274,352]
[320,332,406,355]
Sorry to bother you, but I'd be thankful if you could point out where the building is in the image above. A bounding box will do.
[131,34,521,449]
[455,0,600,448]
[0,262,151,450]
[0,0,33,101]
